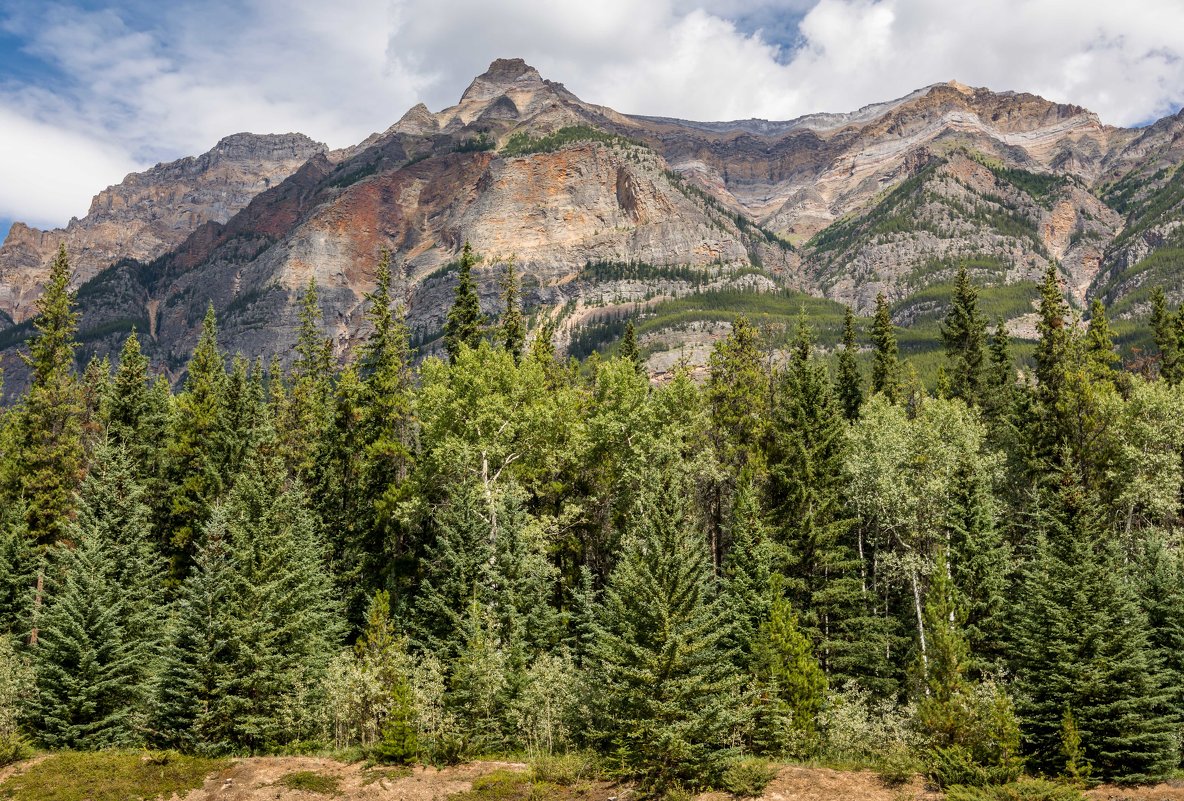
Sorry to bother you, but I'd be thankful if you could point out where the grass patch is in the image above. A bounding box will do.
[360,765,413,786]
[279,770,342,795]
[0,751,227,801]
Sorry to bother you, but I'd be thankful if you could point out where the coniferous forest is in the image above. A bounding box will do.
[3,243,1184,797]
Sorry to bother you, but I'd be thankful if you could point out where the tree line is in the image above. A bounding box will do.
[1,244,1184,798]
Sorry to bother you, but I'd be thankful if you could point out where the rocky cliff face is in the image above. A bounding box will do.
[2,59,1183,386]
[0,133,326,324]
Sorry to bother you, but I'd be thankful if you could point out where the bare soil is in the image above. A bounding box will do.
[174,757,526,801]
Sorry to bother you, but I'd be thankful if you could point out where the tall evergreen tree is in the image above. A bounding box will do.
[1138,538,1184,766]
[767,319,862,679]
[498,259,525,361]
[618,319,642,372]
[1012,476,1176,782]
[18,244,84,546]
[941,266,988,404]
[836,306,863,421]
[1150,287,1177,383]
[584,462,741,792]
[32,446,164,753]
[162,305,228,577]
[444,242,483,362]
[1085,298,1119,382]
[107,330,170,485]
[753,591,828,755]
[871,292,901,402]
[151,507,236,753]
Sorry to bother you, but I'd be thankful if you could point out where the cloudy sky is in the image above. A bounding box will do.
[1,0,1183,238]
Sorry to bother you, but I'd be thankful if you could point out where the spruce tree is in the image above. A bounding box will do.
[1150,287,1177,383]
[215,462,341,752]
[32,501,157,751]
[444,242,483,362]
[107,330,170,485]
[871,292,901,402]
[720,476,775,672]
[836,306,863,421]
[1084,298,1119,382]
[354,251,415,614]
[163,304,228,577]
[18,244,83,547]
[499,259,525,361]
[1012,476,1176,782]
[151,506,236,753]
[584,462,741,792]
[1138,538,1184,766]
[0,512,33,638]
[767,319,862,679]
[753,591,828,754]
[941,266,987,404]
[619,319,642,372]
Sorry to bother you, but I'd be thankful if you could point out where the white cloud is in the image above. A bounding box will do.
[0,105,140,228]
[1,0,1182,230]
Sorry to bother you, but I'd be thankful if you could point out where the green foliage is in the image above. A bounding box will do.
[500,125,644,157]
[444,243,484,362]
[719,758,778,797]
[279,770,341,795]
[941,266,988,403]
[0,751,228,801]
[454,132,495,153]
[584,462,742,793]
[945,779,1086,801]
[18,244,84,547]
[871,293,901,402]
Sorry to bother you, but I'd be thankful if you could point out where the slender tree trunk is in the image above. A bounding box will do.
[911,568,928,678]
[29,569,43,646]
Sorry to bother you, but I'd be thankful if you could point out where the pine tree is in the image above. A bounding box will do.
[584,463,741,792]
[1012,476,1176,782]
[499,259,525,361]
[707,316,768,471]
[215,462,341,752]
[941,266,988,404]
[753,591,828,754]
[947,468,1010,676]
[720,475,775,672]
[982,320,1015,425]
[32,521,153,749]
[619,319,642,372]
[1150,287,1177,383]
[836,306,863,421]
[1034,265,1070,405]
[1084,298,1119,382]
[767,319,862,680]
[18,243,83,547]
[444,242,483,362]
[871,292,901,402]
[285,278,335,479]
[1138,538,1184,766]
[151,506,236,753]
[107,330,170,484]
[163,304,228,577]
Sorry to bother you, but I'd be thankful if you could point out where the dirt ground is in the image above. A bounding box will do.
[6,754,1184,801]
[174,757,526,801]
[1085,781,1184,801]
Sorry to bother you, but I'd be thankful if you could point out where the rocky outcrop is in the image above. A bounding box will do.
[0,133,326,323]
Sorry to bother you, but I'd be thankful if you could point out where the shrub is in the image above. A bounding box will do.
[820,682,920,764]
[946,779,1087,801]
[0,732,32,768]
[529,752,598,786]
[720,758,778,797]
[279,770,341,795]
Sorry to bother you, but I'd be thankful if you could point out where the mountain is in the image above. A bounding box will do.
[2,58,1183,386]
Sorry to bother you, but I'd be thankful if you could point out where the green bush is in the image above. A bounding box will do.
[876,746,922,786]
[279,770,341,795]
[0,732,31,767]
[927,745,1023,789]
[945,779,1086,801]
[720,758,778,797]
[528,752,598,786]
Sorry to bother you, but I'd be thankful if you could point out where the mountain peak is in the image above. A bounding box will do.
[460,58,545,103]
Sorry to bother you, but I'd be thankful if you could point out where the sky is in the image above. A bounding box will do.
[1,0,1183,238]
